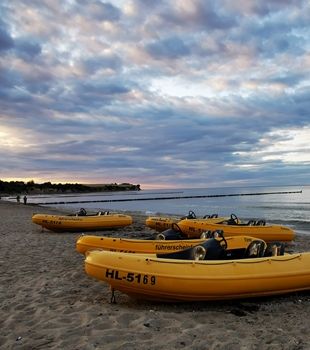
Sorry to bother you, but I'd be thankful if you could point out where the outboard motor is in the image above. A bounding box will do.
[155,223,185,240]
[157,238,227,260]
[155,228,183,240]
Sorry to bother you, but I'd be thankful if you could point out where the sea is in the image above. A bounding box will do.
[4,184,310,235]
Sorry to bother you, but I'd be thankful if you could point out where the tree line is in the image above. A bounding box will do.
[0,180,141,195]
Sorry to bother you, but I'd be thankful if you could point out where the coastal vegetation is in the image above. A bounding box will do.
[0,180,141,195]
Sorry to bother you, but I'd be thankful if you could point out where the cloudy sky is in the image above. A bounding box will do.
[0,0,309,189]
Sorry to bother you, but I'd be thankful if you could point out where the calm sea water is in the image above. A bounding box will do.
[6,184,310,235]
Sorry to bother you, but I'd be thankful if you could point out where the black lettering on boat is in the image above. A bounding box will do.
[105,269,115,279]
[106,269,156,285]
[115,271,123,280]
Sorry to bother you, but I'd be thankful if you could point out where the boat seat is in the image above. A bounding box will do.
[255,220,266,226]
[245,240,267,258]
[226,219,238,225]
[225,248,247,259]
[97,211,110,216]
[157,246,192,259]
[203,213,219,219]
[246,219,266,226]
[264,242,285,256]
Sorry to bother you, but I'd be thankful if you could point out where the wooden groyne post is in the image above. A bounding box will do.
[36,190,302,205]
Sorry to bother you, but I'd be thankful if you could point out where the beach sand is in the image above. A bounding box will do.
[1,200,310,350]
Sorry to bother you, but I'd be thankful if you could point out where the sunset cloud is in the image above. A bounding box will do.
[0,0,309,188]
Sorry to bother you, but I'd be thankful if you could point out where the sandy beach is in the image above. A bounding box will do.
[1,200,310,350]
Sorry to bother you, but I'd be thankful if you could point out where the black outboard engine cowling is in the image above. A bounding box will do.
[157,238,226,260]
[155,228,183,240]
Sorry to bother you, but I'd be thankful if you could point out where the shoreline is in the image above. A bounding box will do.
[1,200,310,349]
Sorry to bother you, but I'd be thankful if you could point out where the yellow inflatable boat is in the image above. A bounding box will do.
[176,214,295,242]
[32,209,132,232]
[145,216,179,232]
[145,211,228,232]
[76,233,257,255]
[85,248,310,302]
